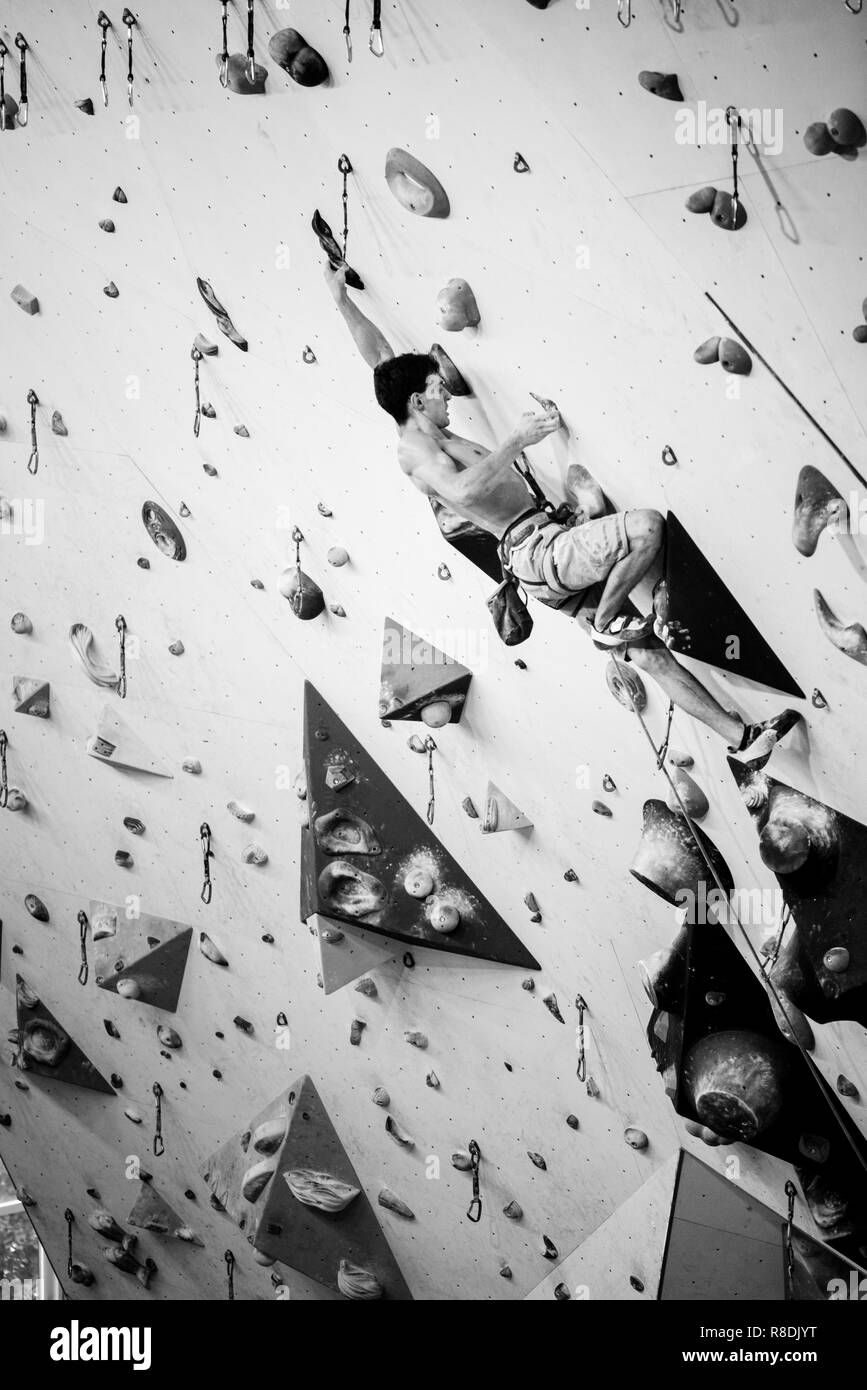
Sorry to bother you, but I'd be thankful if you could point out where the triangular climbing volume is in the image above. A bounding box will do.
[202,1075,413,1299]
[128,1181,203,1243]
[299,682,540,969]
[15,976,115,1095]
[310,914,398,995]
[90,900,193,1013]
[656,512,804,697]
[86,704,174,777]
[379,617,472,723]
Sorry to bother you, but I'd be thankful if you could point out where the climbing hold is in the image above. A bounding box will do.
[661,445,678,467]
[319,861,388,920]
[378,1188,415,1219]
[315,809,381,856]
[436,563,452,582]
[407,734,427,753]
[814,589,867,665]
[428,898,460,933]
[221,53,268,95]
[665,766,709,820]
[554,1283,571,1300]
[683,1029,786,1141]
[798,1133,831,1165]
[792,466,847,557]
[693,336,721,365]
[137,558,150,569]
[112,187,127,204]
[194,333,218,356]
[436,279,480,332]
[803,122,835,156]
[51,410,68,436]
[668,749,693,768]
[372,1087,390,1107]
[823,947,850,973]
[685,186,717,214]
[461,796,479,819]
[624,1127,649,1150]
[513,152,531,173]
[605,658,647,711]
[718,338,752,375]
[25,894,49,922]
[329,604,347,618]
[142,502,187,561]
[250,577,264,588]
[303,346,317,364]
[564,868,580,882]
[355,978,377,998]
[10,613,32,636]
[227,800,255,823]
[451,1152,472,1171]
[116,978,140,999]
[385,149,450,219]
[566,1114,580,1130]
[200,933,229,967]
[285,1170,360,1212]
[327,546,349,567]
[268,28,329,85]
[638,71,684,102]
[522,978,535,992]
[6,789,28,813]
[404,1030,428,1049]
[178,503,191,518]
[103,282,119,299]
[828,107,866,147]
[710,190,747,230]
[631,800,733,906]
[425,1070,440,1089]
[837,1075,859,1099]
[542,1235,559,1260]
[854,325,867,343]
[233,424,250,438]
[482,782,533,833]
[114,851,133,870]
[385,1116,415,1149]
[812,688,828,710]
[182,759,201,774]
[13,677,50,718]
[527,1151,547,1170]
[196,277,249,351]
[279,567,325,620]
[499,1264,513,1279]
[241,844,269,866]
[429,342,471,395]
[542,992,565,1023]
[11,285,39,315]
[157,1025,182,1049]
[99,218,115,233]
[592,800,612,817]
[602,775,617,794]
[419,701,451,729]
[75,99,95,116]
[337,1260,383,1301]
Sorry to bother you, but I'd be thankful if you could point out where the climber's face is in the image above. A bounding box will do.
[421,372,451,428]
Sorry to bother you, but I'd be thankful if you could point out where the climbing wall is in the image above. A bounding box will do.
[1,0,866,1301]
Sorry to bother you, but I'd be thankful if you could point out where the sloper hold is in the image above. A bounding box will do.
[301,683,540,969]
[656,512,804,697]
[631,800,733,907]
[638,71,683,102]
[379,617,472,723]
[384,148,450,218]
[15,976,114,1094]
[13,677,50,718]
[128,1180,202,1243]
[268,29,329,86]
[202,1076,413,1298]
[311,914,397,995]
[221,53,268,94]
[482,781,533,833]
[814,590,867,666]
[90,899,193,1012]
[729,759,867,1024]
[792,466,847,556]
[86,704,174,778]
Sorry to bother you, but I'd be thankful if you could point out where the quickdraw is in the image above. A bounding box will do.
[122,10,137,107]
[98,12,111,107]
[784,1180,797,1294]
[370,0,384,57]
[246,0,256,84]
[338,154,353,259]
[466,1140,482,1222]
[14,34,28,127]
[575,993,587,1082]
[64,1209,76,1277]
[26,389,39,474]
[0,40,8,130]
[200,822,214,904]
[153,1082,165,1156]
[192,345,202,436]
[617,0,632,28]
[0,729,8,809]
[726,105,742,229]
[225,1249,236,1299]
[116,615,128,698]
[424,735,437,826]
[219,1,230,88]
[77,910,90,986]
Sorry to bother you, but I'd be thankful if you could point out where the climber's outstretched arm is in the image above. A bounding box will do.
[325,263,394,368]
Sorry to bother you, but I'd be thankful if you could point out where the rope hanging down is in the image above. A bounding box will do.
[14,34,28,127]
[609,648,867,1184]
[98,12,111,106]
[26,388,39,474]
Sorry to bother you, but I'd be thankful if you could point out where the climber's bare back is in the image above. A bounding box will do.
[398,427,530,537]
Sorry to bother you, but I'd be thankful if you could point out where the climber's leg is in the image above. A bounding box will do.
[593,509,664,636]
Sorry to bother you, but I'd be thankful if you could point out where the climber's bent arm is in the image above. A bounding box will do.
[401,432,522,511]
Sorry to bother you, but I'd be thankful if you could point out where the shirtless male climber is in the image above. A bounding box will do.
[325,263,802,766]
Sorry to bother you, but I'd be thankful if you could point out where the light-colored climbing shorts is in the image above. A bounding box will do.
[500,509,630,610]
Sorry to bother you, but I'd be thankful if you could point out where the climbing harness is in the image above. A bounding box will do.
[610,647,867,1184]
[218,1,230,88]
[192,346,202,437]
[784,1180,797,1294]
[370,0,385,57]
[466,1139,482,1222]
[617,0,632,27]
[424,735,437,826]
[575,993,587,1082]
[246,0,256,85]
[64,1209,76,1276]
[122,10,137,108]
[0,729,8,809]
[116,615,128,698]
[152,1082,165,1156]
[704,293,867,491]
[725,106,742,229]
[14,34,28,128]
[98,12,111,106]
[26,389,39,474]
[224,1249,236,1299]
[77,911,90,986]
[338,154,353,260]
[200,822,214,904]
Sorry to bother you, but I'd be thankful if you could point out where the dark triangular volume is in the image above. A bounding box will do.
[789,1225,867,1301]
[658,512,804,697]
[379,618,472,723]
[15,976,114,1094]
[202,1076,412,1299]
[728,760,867,1024]
[300,682,539,969]
[91,901,193,1013]
[128,1181,201,1243]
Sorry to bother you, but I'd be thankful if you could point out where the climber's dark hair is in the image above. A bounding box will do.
[373,352,438,425]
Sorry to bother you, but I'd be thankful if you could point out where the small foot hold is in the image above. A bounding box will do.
[730,708,803,768]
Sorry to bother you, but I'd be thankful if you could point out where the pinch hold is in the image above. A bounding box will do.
[718,338,752,375]
[693,335,721,365]
[638,70,684,102]
[685,185,717,214]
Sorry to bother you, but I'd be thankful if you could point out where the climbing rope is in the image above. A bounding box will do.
[26,388,39,474]
[192,346,202,437]
[344,0,353,61]
[200,822,214,904]
[784,1180,797,1294]
[152,1082,164,1156]
[610,648,867,1183]
[370,0,384,57]
[14,34,28,127]
[0,730,7,809]
[98,12,111,106]
[656,699,674,769]
[575,993,587,1082]
[77,911,89,986]
[466,1140,482,1222]
[225,1249,236,1299]
[219,1,229,88]
[64,1209,75,1276]
[116,615,128,698]
[338,154,353,259]
[725,106,741,229]
[424,735,437,825]
[122,10,137,106]
[246,0,256,84]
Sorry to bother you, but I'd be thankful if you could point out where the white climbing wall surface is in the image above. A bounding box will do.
[1,0,866,1301]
